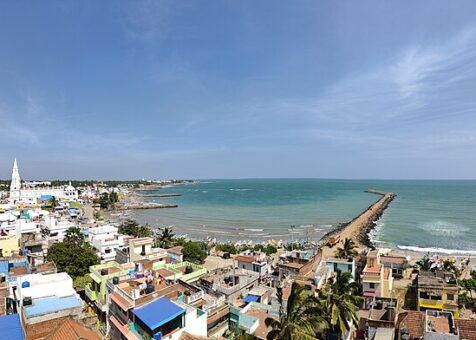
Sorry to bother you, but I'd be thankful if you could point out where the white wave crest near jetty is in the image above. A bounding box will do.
[397,245,476,256]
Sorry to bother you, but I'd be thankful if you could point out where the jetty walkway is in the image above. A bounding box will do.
[320,189,396,259]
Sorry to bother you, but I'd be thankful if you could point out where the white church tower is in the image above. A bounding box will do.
[9,158,21,204]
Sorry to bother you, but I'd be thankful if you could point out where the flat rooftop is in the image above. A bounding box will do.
[369,298,397,322]
[24,295,82,318]
[425,311,457,335]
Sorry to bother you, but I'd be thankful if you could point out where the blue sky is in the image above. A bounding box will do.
[1,1,476,180]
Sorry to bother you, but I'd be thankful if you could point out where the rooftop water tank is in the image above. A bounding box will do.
[21,281,30,288]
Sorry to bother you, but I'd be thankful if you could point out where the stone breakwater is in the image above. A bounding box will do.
[358,191,396,248]
[320,189,396,253]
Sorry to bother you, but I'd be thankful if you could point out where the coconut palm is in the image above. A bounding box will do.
[156,226,175,248]
[416,256,432,271]
[320,270,361,339]
[335,238,358,259]
[266,282,328,340]
[49,196,58,209]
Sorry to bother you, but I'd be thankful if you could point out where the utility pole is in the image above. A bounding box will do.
[291,225,295,251]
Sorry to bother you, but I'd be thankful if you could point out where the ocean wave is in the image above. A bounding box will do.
[397,245,476,255]
[244,228,264,232]
[230,188,251,191]
[417,220,469,237]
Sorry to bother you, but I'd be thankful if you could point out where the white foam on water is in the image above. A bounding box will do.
[230,188,251,191]
[397,245,476,256]
[417,220,469,237]
[244,228,264,232]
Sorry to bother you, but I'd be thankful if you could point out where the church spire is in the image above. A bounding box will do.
[10,158,21,204]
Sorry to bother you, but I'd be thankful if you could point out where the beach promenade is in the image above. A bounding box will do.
[320,190,396,259]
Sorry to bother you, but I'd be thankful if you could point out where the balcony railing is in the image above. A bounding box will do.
[85,285,97,301]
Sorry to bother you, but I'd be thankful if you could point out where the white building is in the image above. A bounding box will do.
[88,225,126,263]
[41,216,76,243]
[235,253,269,278]
[16,272,83,331]
[9,159,78,205]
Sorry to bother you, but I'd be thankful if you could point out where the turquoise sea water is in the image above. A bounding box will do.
[132,179,476,254]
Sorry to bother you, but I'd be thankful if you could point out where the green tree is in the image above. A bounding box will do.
[443,259,460,277]
[47,227,99,279]
[264,244,278,255]
[99,192,110,209]
[118,219,153,238]
[137,224,153,238]
[119,219,140,235]
[335,238,358,259]
[458,278,476,303]
[182,241,208,263]
[156,226,175,248]
[73,274,93,291]
[49,196,58,209]
[416,256,432,271]
[216,243,238,255]
[266,282,328,340]
[320,270,361,339]
[64,227,84,246]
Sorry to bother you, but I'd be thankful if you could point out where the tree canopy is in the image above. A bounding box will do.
[182,241,208,263]
[118,219,153,238]
[46,227,99,279]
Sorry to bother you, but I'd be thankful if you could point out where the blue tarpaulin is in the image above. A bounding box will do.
[40,195,53,201]
[243,295,259,303]
[24,295,82,318]
[0,314,24,340]
[0,261,8,275]
[133,297,185,331]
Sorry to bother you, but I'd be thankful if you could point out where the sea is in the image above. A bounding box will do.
[131,179,476,255]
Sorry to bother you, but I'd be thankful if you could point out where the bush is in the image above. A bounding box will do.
[182,241,208,263]
[216,243,238,255]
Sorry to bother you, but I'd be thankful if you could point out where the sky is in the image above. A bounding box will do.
[1,1,476,180]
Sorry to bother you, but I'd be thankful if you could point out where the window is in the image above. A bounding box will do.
[420,292,429,299]
[447,294,454,301]
[369,283,376,289]
[105,249,111,254]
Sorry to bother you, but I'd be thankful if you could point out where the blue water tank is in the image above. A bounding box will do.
[21,281,30,288]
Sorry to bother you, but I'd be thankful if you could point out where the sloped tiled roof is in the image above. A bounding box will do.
[179,331,208,340]
[46,318,100,340]
[457,318,476,340]
[396,311,424,339]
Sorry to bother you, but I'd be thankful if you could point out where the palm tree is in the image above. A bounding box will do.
[416,256,432,271]
[156,226,175,248]
[320,271,361,339]
[49,196,58,209]
[335,238,358,259]
[266,282,327,340]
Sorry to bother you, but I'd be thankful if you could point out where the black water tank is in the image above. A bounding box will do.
[145,283,155,294]
[185,265,193,274]
[101,269,108,276]
[112,277,119,285]
[23,297,32,306]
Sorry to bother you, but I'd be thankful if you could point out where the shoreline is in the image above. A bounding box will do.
[320,189,396,259]
[120,183,476,257]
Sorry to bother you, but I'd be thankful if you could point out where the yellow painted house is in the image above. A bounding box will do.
[0,236,20,257]
[417,271,458,316]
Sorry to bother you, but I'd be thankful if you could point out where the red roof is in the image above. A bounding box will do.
[364,265,382,273]
[110,292,133,311]
[396,311,424,339]
[457,319,476,340]
[46,318,100,340]
[235,255,256,264]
